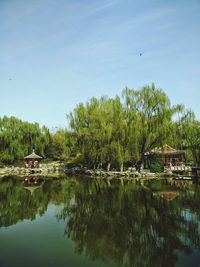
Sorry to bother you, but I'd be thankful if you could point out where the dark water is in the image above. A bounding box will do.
[0,176,200,267]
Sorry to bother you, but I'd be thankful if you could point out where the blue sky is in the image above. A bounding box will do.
[1,0,200,129]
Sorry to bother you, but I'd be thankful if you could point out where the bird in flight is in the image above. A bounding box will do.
[140,53,142,56]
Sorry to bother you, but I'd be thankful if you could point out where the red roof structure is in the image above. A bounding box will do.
[144,144,185,167]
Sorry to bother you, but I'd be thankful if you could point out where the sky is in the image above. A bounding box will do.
[1,0,200,129]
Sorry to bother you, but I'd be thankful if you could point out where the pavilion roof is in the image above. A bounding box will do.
[24,150,43,160]
[145,144,185,156]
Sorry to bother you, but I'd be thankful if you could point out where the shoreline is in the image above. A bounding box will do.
[0,163,196,180]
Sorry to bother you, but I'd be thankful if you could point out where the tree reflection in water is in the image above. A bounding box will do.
[0,176,48,226]
[57,178,200,267]
[0,176,78,227]
[1,176,200,266]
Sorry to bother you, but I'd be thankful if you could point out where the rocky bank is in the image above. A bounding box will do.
[0,163,172,179]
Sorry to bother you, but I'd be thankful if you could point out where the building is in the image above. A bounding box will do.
[24,150,43,168]
[144,144,185,168]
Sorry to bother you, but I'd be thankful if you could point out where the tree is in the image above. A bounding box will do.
[172,110,200,165]
[48,129,75,160]
[122,84,183,163]
[0,116,50,164]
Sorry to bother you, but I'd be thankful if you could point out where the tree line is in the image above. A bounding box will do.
[0,116,50,164]
[0,84,199,168]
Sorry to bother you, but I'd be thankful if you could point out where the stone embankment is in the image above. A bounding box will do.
[0,166,31,176]
[0,163,172,179]
[0,162,65,177]
[65,167,172,179]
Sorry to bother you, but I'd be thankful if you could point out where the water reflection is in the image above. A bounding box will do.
[0,176,200,266]
[23,176,41,185]
[58,178,200,267]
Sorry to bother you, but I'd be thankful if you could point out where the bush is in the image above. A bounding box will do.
[42,158,54,164]
[0,161,4,168]
[13,161,24,167]
[0,152,14,164]
[150,159,164,173]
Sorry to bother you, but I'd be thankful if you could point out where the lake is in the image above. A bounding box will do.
[0,176,200,267]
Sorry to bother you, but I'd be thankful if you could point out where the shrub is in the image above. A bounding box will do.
[150,159,164,173]
[0,161,4,168]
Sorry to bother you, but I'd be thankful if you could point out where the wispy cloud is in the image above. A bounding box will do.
[86,0,119,15]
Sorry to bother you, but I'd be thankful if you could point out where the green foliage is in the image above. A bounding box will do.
[0,116,50,164]
[147,180,164,191]
[150,159,164,173]
[0,161,4,168]
[41,158,54,164]
[0,84,199,167]
[47,129,75,161]
[68,84,189,169]
[122,84,184,162]
[170,111,200,166]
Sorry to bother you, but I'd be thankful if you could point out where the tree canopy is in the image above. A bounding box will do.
[0,116,50,164]
[0,84,199,167]
[67,84,199,169]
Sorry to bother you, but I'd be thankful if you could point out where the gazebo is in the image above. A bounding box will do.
[24,149,43,168]
[144,144,185,168]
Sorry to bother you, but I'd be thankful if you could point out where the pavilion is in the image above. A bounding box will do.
[24,149,43,168]
[144,144,185,168]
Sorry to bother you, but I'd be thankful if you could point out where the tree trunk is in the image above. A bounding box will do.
[120,162,124,172]
[107,162,111,172]
[140,152,145,165]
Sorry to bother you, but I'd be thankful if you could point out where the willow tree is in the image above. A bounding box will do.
[0,116,50,164]
[68,84,186,169]
[122,84,183,163]
[68,96,128,170]
[47,128,75,160]
[186,120,200,165]
[172,110,200,165]
[68,97,113,168]
[109,96,129,171]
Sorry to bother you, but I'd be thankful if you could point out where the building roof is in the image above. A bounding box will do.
[145,144,185,156]
[24,149,43,160]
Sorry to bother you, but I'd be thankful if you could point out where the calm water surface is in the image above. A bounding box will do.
[0,176,200,267]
